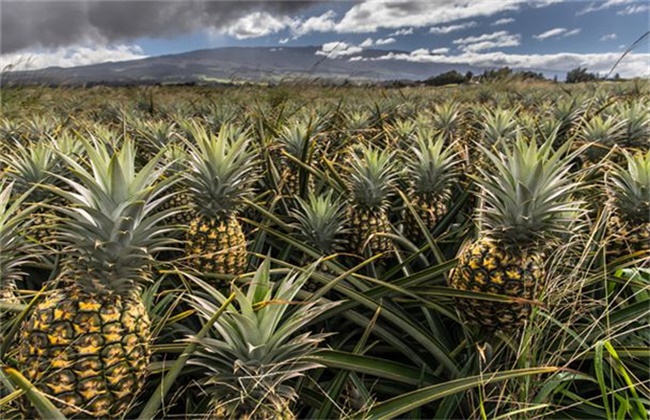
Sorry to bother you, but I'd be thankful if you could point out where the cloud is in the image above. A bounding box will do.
[359,38,374,48]
[534,28,567,40]
[577,0,630,15]
[2,44,147,71]
[453,31,521,52]
[431,47,451,54]
[492,17,515,26]
[224,12,292,40]
[332,0,524,33]
[534,27,581,40]
[290,10,337,38]
[388,28,414,36]
[617,4,650,14]
[369,50,650,78]
[429,21,478,34]
[375,37,396,46]
[315,41,363,58]
[1,1,316,53]
[562,28,581,37]
[600,33,617,41]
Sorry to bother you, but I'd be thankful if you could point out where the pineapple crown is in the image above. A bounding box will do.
[188,260,337,417]
[53,136,178,294]
[291,191,348,255]
[277,120,313,161]
[616,101,650,148]
[0,182,36,286]
[579,114,626,162]
[183,122,258,219]
[476,134,583,247]
[136,119,177,148]
[431,101,462,141]
[405,132,460,199]
[608,150,650,223]
[2,140,63,200]
[345,144,397,211]
[481,107,519,146]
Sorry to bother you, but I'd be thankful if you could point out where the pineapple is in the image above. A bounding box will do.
[275,120,316,197]
[2,140,65,247]
[449,135,582,331]
[605,150,650,260]
[183,122,258,281]
[616,100,650,152]
[344,145,396,258]
[290,191,347,286]
[188,260,336,419]
[133,119,178,164]
[0,182,36,338]
[430,100,463,144]
[576,114,626,168]
[16,138,175,418]
[403,132,460,243]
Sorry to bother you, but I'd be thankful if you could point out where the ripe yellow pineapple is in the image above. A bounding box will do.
[449,135,582,331]
[16,138,176,418]
[182,122,258,283]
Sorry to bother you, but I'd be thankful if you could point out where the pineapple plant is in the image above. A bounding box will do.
[0,182,36,340]
[275,120,316,198]
[403,133,460,243]
[605,150,650,260]
[15,138,176,418]
[344,145,397,258]
[616,100,650,152]
[2,139,66,248]
[133,119,178,164]
[575,114,626,168]
[290,191,348,286]
[188,260,336,419]
[430,100,463,144]
[183,122,258,281]
[449,135,582,331]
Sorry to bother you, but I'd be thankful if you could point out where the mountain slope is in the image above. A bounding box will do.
[3,46,479,85]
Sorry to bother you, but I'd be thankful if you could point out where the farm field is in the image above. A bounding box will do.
[0,81,648,419]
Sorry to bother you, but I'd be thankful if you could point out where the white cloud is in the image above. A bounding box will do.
[290,10,337,38]
[2,44,146,71]
[577,0,630,15]
[279,38,290,44]
[492,17,515,26]
[389,28,414,36]
[617,4,650,14]
[349,56,364,62]
[224,12,292,40]
[375,37,396,46]
[332,0,523,33]
[431,47,451,54]
[370,50,650,79]
[534,27,567,40]
[562,28,581,37]
[429,21,478,34]
[411,48,432,56]
[453,31,520,52]
[315,41,363,58]
[359,38,374,48]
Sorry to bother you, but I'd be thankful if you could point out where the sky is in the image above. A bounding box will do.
[1,0,649,78]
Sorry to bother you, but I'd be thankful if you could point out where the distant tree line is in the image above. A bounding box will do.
[422,66,625,86]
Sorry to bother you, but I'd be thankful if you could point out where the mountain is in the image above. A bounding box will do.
[2,46,483,86]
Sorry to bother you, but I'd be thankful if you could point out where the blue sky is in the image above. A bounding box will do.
[2,0,649,77]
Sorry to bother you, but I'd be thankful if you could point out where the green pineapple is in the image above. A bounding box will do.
[275,120,316,197]
[290,191,347,287]
[188,260,336,419]
[605,150,650,260]
[2,140,66,247]
[183,122,258,281]
[344,145,397,257]
[16,138,175,418]
[449,135,582,331]
[403,133,460,243]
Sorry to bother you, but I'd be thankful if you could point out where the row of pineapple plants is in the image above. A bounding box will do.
[0,81,647,419]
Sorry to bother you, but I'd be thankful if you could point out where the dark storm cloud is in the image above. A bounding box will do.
[1,1,317,53]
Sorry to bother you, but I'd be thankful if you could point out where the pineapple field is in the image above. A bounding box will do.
[0,81,648,419]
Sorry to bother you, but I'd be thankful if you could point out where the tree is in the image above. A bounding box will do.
[566,67,597,83]
[424,70,468,86]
